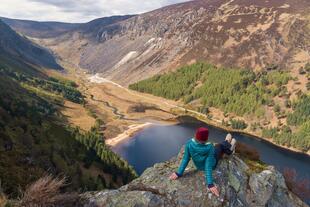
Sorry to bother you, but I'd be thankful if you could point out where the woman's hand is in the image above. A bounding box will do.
[209,185,219,197]
[169,172,179,180]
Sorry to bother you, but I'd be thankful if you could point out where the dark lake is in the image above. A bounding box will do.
[113,120,310,183]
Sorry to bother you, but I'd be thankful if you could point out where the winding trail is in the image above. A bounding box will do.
[90,95,137,121]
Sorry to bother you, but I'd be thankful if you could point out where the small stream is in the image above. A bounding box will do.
[91,96,136,121]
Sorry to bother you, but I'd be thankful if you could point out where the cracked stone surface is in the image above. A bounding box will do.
[81,149,307,207]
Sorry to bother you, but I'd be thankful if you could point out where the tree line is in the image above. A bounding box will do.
[0,67,84,104]
[129,62,309,152]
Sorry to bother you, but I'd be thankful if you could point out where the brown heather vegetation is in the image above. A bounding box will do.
[19,175,79,207]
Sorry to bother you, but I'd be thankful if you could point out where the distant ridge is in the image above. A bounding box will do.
[0,20,61,70]
[0,16,81,38]
[0,15,135,39]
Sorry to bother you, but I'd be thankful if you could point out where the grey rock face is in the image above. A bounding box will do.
[81,150,307,207]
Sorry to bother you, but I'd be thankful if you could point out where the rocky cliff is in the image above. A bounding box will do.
[81,149,307,207]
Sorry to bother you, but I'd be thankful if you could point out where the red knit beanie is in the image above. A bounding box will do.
[195,127,209,143]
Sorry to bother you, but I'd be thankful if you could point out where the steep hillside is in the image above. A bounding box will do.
[0,20,61,70]
[0,17,81,38]
[129,62,310,153]
[35,0,310,85]
[34,15,136,66]
[0,62,137,198]
[0,22,137,199]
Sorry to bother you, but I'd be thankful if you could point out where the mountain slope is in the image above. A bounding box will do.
[0,20,61,70]
[0,59,137,198]
[0,66,136,198]
[30,15,136,67]
[0,17,81,38]
[74,15,135,38]
[0,21,137,199]
[35,0,310,86]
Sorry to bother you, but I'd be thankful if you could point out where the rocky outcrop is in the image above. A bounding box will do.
[81,149,307,207]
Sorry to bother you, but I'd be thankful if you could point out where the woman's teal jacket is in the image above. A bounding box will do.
[176,138,216,186]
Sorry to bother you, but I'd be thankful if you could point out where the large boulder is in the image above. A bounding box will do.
[81,150,307,207]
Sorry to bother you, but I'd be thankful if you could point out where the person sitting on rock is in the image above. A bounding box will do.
[169,127,236,197]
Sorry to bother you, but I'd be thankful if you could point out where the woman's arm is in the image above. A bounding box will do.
[205,146,219,196]
[176,144,191,176]
[205,145,216,186]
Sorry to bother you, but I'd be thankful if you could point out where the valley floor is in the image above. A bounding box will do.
[49,61,310,156]
[50,61,178,145]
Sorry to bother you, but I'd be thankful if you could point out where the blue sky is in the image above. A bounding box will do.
[0,0,189,23]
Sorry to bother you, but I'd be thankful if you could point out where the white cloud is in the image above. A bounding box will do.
[0,0,189,23]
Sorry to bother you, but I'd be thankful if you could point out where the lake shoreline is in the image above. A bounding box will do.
[108,113,310,157]
[113,116,310,180]
[106,120,178,147]
[176,115,310,157]
[106,123,153,146]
